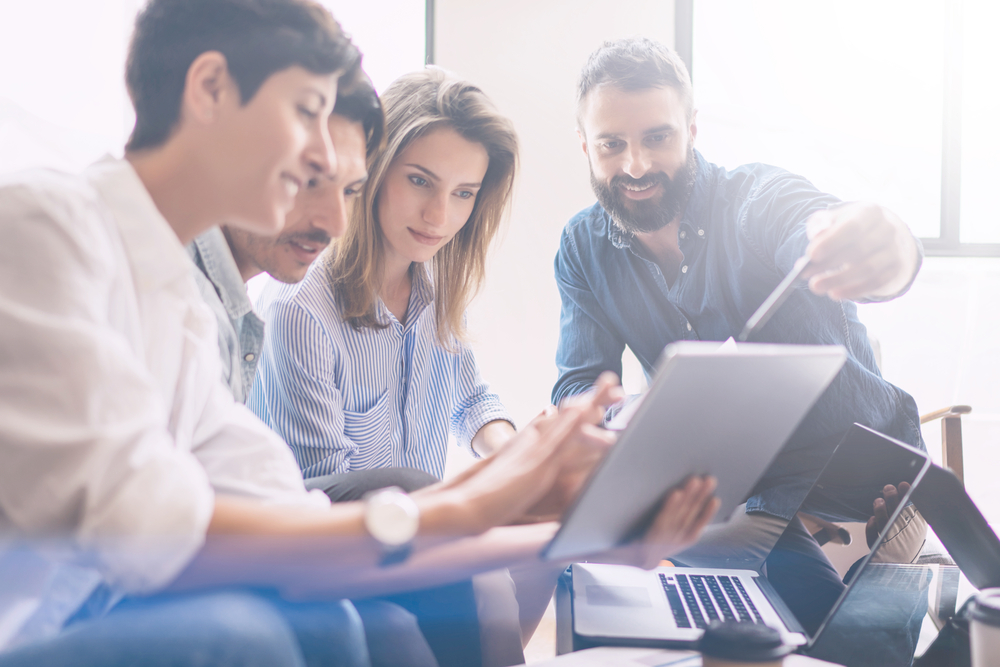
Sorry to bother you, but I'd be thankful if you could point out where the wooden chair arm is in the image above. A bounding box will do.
[920,405,971,424]
[919,405,971,487]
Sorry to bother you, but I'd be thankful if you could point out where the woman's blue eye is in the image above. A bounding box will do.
[409,175,428,187]
[456,190,474,199]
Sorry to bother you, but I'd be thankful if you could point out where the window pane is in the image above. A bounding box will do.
[320,0,426,94]
[959,0,1000,244]
[0,1,425,177]
[693,0,944,239]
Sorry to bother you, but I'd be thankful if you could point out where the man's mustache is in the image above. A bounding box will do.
[610,172,671,191]
[280,230,332,246]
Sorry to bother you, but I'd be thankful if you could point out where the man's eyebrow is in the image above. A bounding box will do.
[594,124,677,141]
[643,124,676,135]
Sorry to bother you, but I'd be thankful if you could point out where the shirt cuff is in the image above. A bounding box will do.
[456,402,515,457]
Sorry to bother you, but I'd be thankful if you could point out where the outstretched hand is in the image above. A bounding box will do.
[865,482,911,548]
[802,202,920,302]
[517,373,623,522]
[431,373,624,534]
[602,476,720,569]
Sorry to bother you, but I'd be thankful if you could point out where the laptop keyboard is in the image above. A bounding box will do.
[659,572,763,629]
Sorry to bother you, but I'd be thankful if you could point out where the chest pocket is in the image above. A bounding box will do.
[342,389,396,469]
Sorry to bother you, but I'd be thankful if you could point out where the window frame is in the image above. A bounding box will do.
[677,0,1000,257]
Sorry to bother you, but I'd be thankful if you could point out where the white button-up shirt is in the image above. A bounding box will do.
[0,157,329,651]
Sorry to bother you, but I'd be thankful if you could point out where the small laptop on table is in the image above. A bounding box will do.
[561,424,934,653]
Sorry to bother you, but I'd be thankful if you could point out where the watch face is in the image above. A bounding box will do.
[365,490,419,546]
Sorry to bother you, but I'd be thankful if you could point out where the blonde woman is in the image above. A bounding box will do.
[250,68,518,484]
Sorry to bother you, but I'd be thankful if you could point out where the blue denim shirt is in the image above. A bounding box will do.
[188,228,264,404]
[553,152,924,521]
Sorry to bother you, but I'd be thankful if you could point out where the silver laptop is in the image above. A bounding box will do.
[569,424,932,651]
[544,341,846,562]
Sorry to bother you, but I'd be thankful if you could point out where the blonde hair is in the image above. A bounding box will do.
[325,67,518,350]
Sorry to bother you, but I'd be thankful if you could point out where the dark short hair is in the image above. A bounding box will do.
[332,64,385,158]
[125,0,358,151]
[577,37,693,126]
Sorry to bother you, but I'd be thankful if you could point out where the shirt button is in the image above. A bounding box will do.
[681,265,688,274]
[698,229,705,237]
[244,353,255,362]
[686,322,693,332]
[679,230,687,239]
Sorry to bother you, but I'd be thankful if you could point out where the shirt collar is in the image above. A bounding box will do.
[679,150,712,233]
[605,149,713,249]
[376,263,434,328]
[84,156,191,294]
[190,227,254,321]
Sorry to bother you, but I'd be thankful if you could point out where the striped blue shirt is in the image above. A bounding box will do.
[248,262,513,479]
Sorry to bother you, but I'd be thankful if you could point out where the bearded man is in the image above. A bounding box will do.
[553,37,927,614]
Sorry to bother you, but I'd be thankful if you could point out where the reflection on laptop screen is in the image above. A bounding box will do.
[768,424,930,640]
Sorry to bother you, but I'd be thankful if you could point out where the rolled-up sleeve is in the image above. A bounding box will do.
[449,342,513,455]
[0,182,214,594]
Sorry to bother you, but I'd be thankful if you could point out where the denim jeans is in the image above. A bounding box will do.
[0,589,427,667]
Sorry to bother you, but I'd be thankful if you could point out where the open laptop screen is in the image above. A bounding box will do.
[765,424,934,666]
[768,424,931,645]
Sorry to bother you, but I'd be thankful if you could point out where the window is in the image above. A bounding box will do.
[0,0,429,177]
[678,0,1000,256]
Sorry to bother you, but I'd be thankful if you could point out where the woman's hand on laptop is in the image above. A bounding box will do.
[514,373,623,522]
[418,373,624,534]
[601,476,720,570]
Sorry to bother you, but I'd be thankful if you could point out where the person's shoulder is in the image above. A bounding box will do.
[560,202,611,251]
[258,261,339,321]
[0,168,120,266]
[0,168,107,223]
[564,201,608,233]
[715,160,820,203]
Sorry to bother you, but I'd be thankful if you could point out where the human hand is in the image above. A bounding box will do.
[802,202,920,302]
[447,373,624,533]
[515,374,623,522]
[516,424,617,523]
[865,482,911,548]
[602,476,719,569]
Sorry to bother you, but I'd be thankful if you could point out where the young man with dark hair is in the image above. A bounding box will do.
[555,37,927,608]
[189,69,383,405]
[0,7,718,667]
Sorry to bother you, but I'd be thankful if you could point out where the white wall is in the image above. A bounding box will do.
[434,1,1000,528]
[859,258,1000,524]
[434,0,670,440]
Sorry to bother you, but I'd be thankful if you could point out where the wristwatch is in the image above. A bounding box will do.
[363,486,420,566]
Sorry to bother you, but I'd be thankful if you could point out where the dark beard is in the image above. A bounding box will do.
[590,146,698,235]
